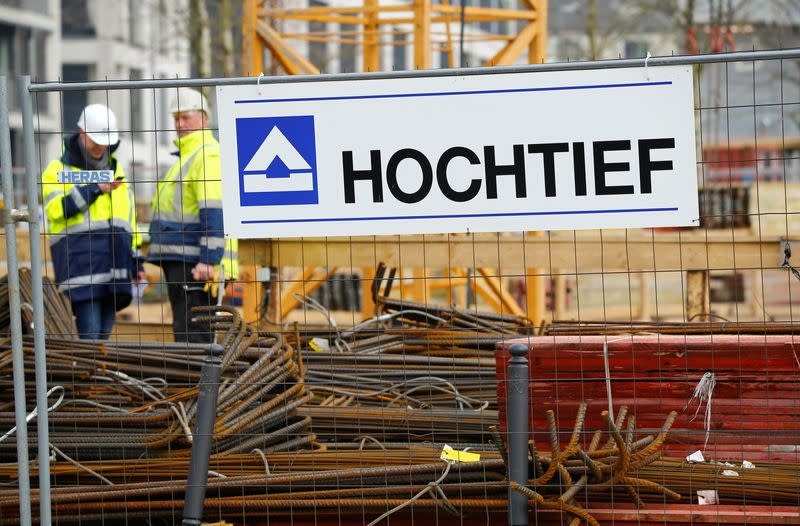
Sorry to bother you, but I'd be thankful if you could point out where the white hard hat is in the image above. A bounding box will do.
[170,87,210,115]
[77,104,119,146]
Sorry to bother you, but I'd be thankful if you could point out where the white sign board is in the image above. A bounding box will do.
[217,66,699,239]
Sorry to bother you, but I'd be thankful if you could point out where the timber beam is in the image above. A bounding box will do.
[239,231,789,274]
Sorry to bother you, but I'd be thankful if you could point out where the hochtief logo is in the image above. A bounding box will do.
[235,115,318,206]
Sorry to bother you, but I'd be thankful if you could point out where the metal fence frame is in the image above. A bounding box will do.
[2,47,800,526]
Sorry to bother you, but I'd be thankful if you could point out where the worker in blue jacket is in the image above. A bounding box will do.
[41,104,145,339]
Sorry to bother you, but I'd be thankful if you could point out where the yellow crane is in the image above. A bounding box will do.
[243,0,548,75]
[239,0,549,326]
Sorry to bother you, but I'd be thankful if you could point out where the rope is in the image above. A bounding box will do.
[0,385,65,443]
[357,435,387,451]
[251,448,271,477]
[50,443,113,486]
[292,292,352,353]
[366,461,461,526]
[685,372,716,449]
[95,371,194,441]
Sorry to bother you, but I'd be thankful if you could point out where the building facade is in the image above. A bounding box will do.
[1,0,192,210]
[0,0,60,200]
[59,0,191,211]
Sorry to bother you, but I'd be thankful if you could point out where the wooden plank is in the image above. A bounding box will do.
[637,272,651,320]
[477,268,526,317]
[411,268,426,302]
[552,273,566,319]
[238,231,784,274]
[686,269,710,321]
[361,267,376,320]
[279,267,337,320]
[526,269,546,325]
[239,264,260,324]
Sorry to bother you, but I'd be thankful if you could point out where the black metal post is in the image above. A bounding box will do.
[507,343,529,526]
[182,345,223,526]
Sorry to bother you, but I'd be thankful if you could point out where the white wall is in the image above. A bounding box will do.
[59,0,192,206]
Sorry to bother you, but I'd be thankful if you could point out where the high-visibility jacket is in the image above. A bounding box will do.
[147,130,238,280]
[41,135,143,307]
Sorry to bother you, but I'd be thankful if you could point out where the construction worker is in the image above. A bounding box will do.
[41,104,145,340]
[148,87,238,344]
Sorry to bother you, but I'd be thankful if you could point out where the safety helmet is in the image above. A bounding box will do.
[169,87,211,115]
[77,104,119,146]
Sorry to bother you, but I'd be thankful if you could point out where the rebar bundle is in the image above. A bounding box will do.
[0,307,311,460]
[510,404,681,526]
[0,405,689,526]
[0,269,75,337]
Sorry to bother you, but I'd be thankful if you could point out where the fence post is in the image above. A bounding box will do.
[19,75,52,526]
[507,343,529,526]
[0,76,33,526]
[182,344,223,526]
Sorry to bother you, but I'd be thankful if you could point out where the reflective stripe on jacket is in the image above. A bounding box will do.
[147,129,238,279]
[41,135,142,305]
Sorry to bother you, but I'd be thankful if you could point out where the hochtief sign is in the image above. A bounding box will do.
[217,66,699,239]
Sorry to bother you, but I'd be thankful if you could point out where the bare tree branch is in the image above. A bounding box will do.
[189,0,212,78]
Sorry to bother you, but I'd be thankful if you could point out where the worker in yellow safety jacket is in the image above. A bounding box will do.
[41,104,145,340]
[147,87,238,343]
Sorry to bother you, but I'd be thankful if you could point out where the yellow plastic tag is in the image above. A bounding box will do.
[440,445,480,463]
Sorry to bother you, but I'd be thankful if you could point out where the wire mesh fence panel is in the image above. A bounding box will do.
[0,49,799,526]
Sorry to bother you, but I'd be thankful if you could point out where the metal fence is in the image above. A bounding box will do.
[1,48,800,526]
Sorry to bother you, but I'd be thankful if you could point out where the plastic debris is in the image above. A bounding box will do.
[687,450,705,463]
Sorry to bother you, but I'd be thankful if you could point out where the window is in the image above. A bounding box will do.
[61,64,91,132]
[479,0,495,34]
[309,0,327,72]
[62,0,96,38]
[0,0,48,13]
[392,27,406,70]
[624,40,648,59]
[340,24,357,73]
[440,49,451,69]
[130,68,144,132]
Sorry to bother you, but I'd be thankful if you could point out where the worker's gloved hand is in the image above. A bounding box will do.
[192,262,215,282]
[97,180,122,194]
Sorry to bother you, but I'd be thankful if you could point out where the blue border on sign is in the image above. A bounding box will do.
[241,207,679,225]
[233,79,679,226]
[234,81,672,104]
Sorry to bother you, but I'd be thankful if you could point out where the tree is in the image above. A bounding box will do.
[189,0,212,78]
